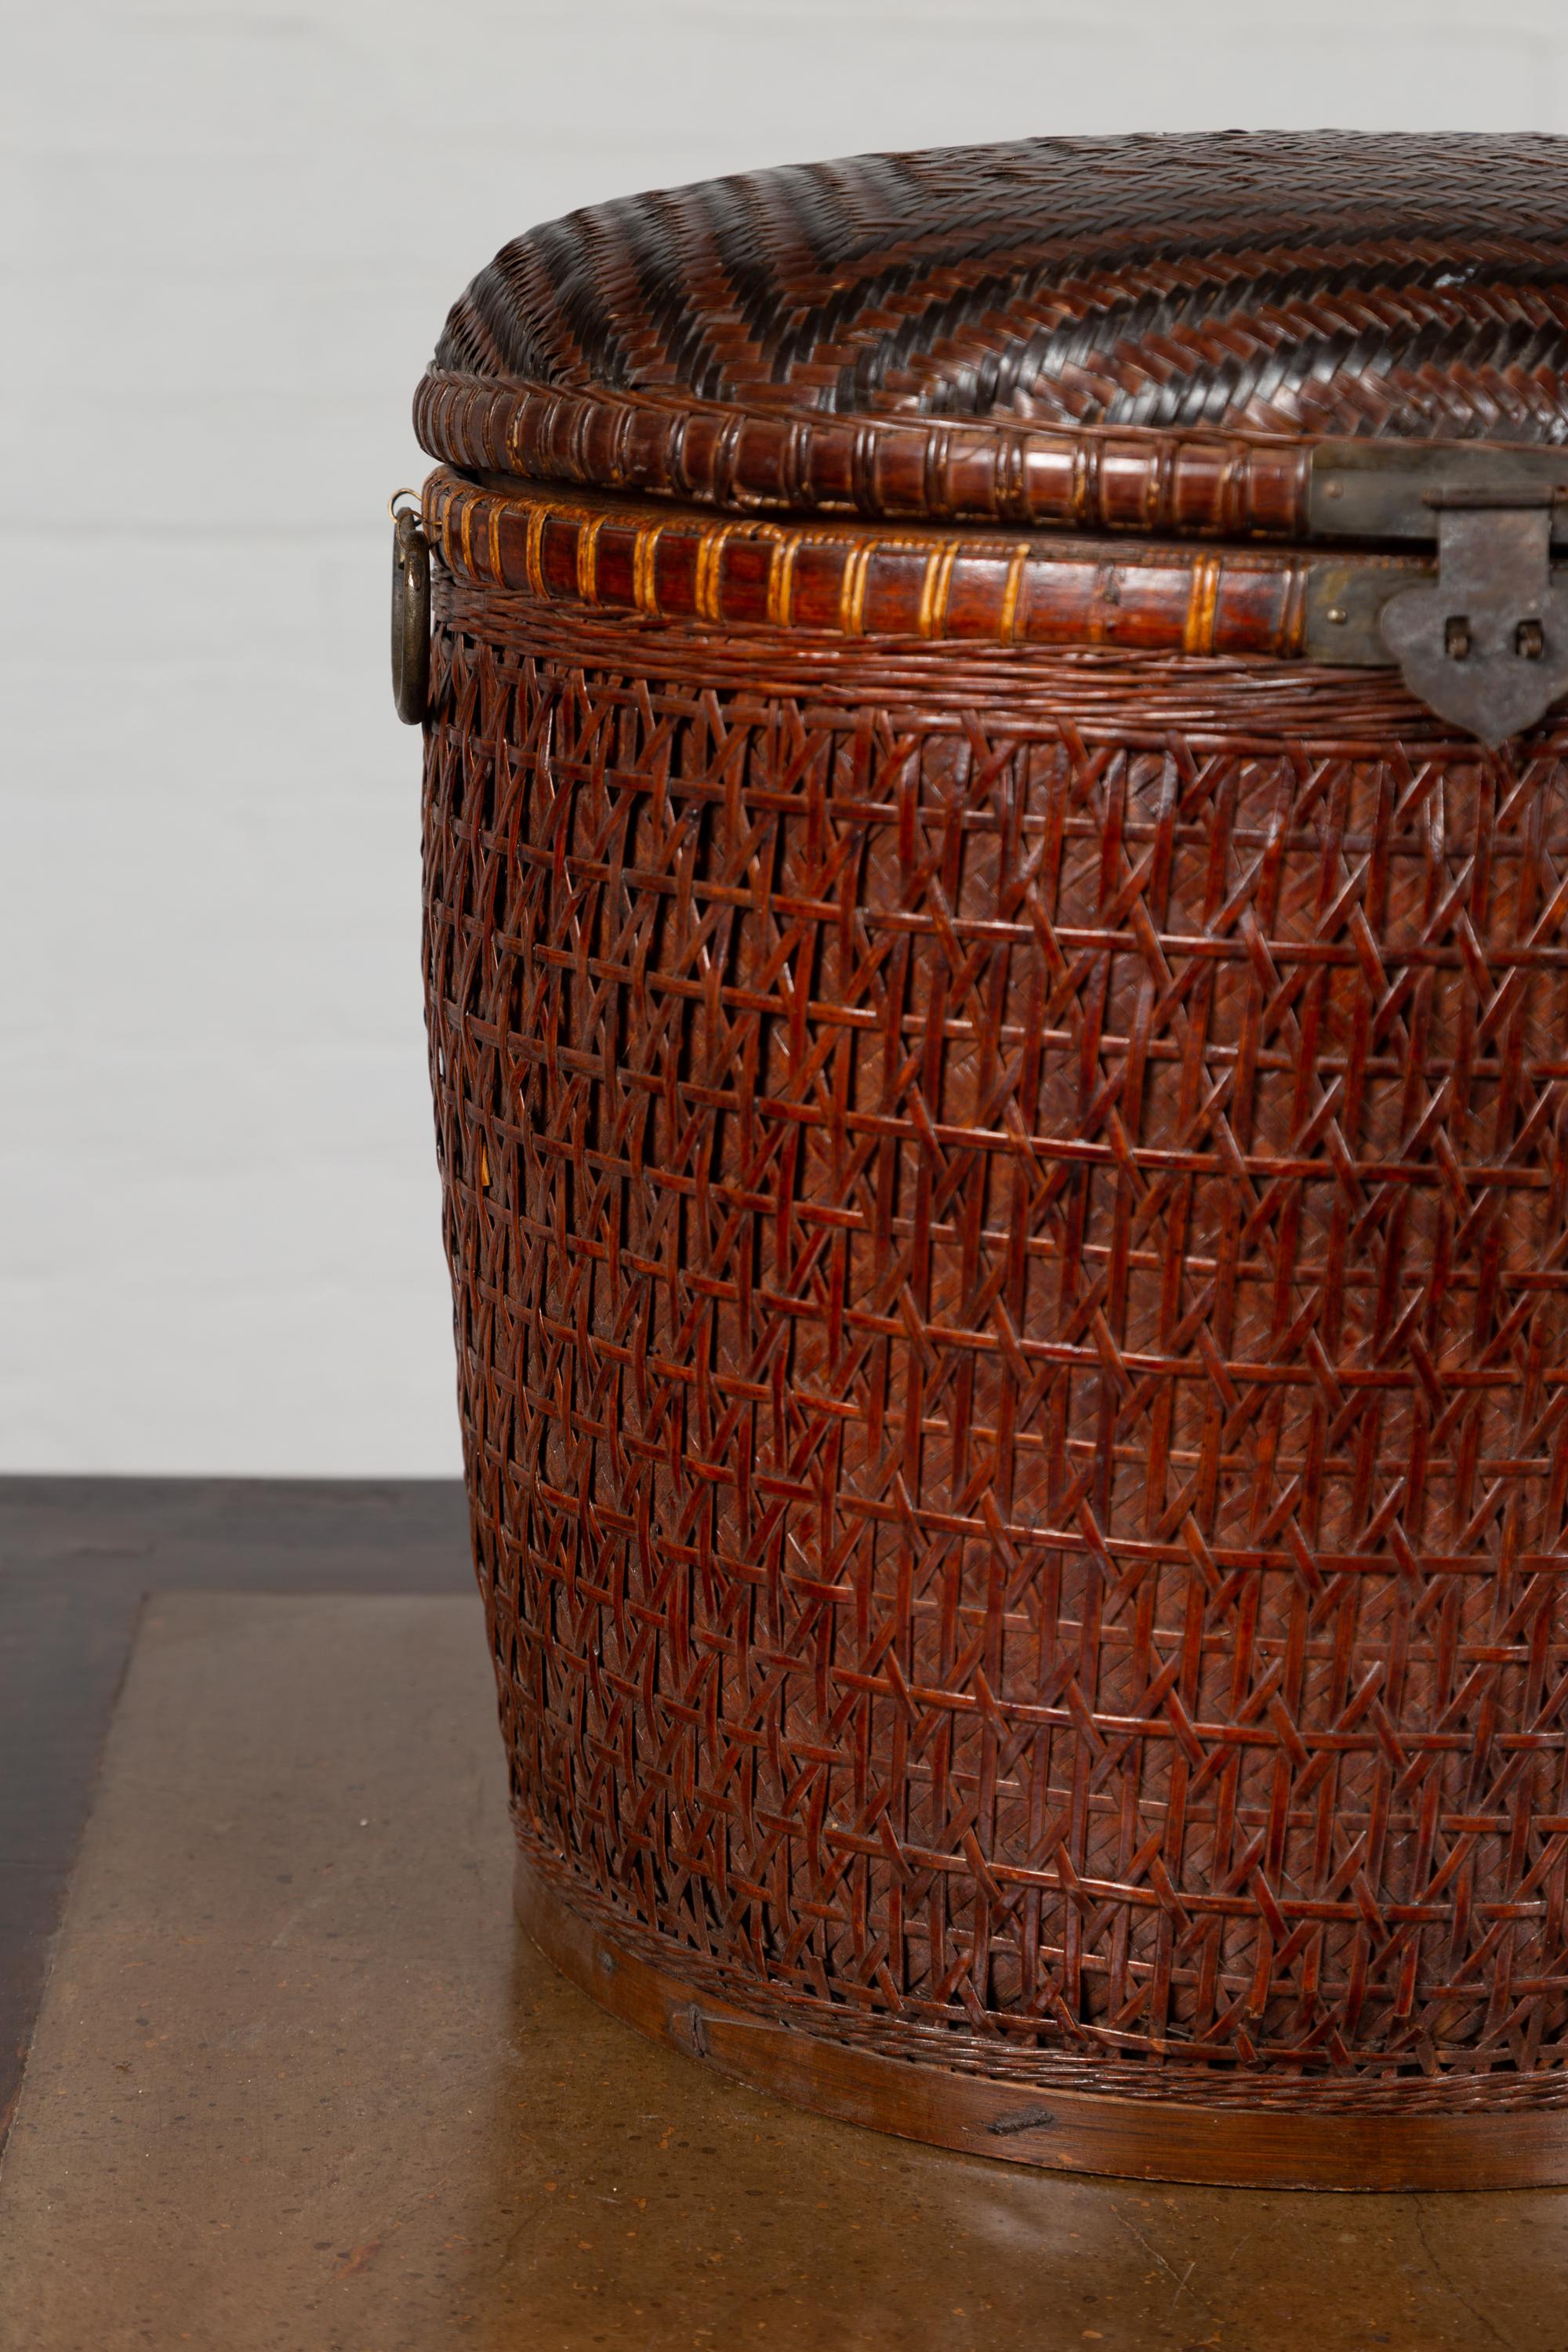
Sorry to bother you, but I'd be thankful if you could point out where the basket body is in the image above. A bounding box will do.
[416,132,1568,2185]
[421,485,1568,2187]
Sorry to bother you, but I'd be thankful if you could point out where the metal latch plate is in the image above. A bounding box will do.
[1377,504,1568,745]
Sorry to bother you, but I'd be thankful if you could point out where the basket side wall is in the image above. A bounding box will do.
[423,578,1568,2111]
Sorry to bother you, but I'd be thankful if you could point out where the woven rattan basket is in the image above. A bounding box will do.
[407,132,1568,2188]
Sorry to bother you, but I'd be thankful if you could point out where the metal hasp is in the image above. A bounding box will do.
[390,499,431,725]
[1378,497,1568,745]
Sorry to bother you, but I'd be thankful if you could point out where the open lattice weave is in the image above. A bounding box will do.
[424,581,1568,2112]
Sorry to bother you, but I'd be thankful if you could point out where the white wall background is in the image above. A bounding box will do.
[6,0,1568,1475]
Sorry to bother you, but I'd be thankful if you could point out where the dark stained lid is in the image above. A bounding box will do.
[416,131,1568,535]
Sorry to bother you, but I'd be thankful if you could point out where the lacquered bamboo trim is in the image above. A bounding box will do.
[422,467,1338,658]
[414,369,1316,539]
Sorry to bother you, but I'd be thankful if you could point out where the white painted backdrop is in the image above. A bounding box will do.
[5,0,1566,1473]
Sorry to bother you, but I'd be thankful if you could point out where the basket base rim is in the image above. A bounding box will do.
[514,1850,1568,2192]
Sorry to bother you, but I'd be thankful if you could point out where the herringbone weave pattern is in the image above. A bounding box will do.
[425,591,1568,2109]
[434,132,1568,445]
[419,133,1568,539]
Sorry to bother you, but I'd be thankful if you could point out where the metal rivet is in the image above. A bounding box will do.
[1325,605,1348,624]
[1323,481,1344,499]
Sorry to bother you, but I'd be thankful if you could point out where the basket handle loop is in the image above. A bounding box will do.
[390,491,431,725]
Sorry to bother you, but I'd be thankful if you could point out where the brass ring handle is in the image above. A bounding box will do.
[390,495,431,725]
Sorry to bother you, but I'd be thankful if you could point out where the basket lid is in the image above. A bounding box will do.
[416,131,1568,538]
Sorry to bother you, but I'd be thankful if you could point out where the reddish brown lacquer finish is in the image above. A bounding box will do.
[423,470,1317,656]
[419,133,1568,2188]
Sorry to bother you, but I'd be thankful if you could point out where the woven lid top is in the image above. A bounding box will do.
[417,131,1568,532]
